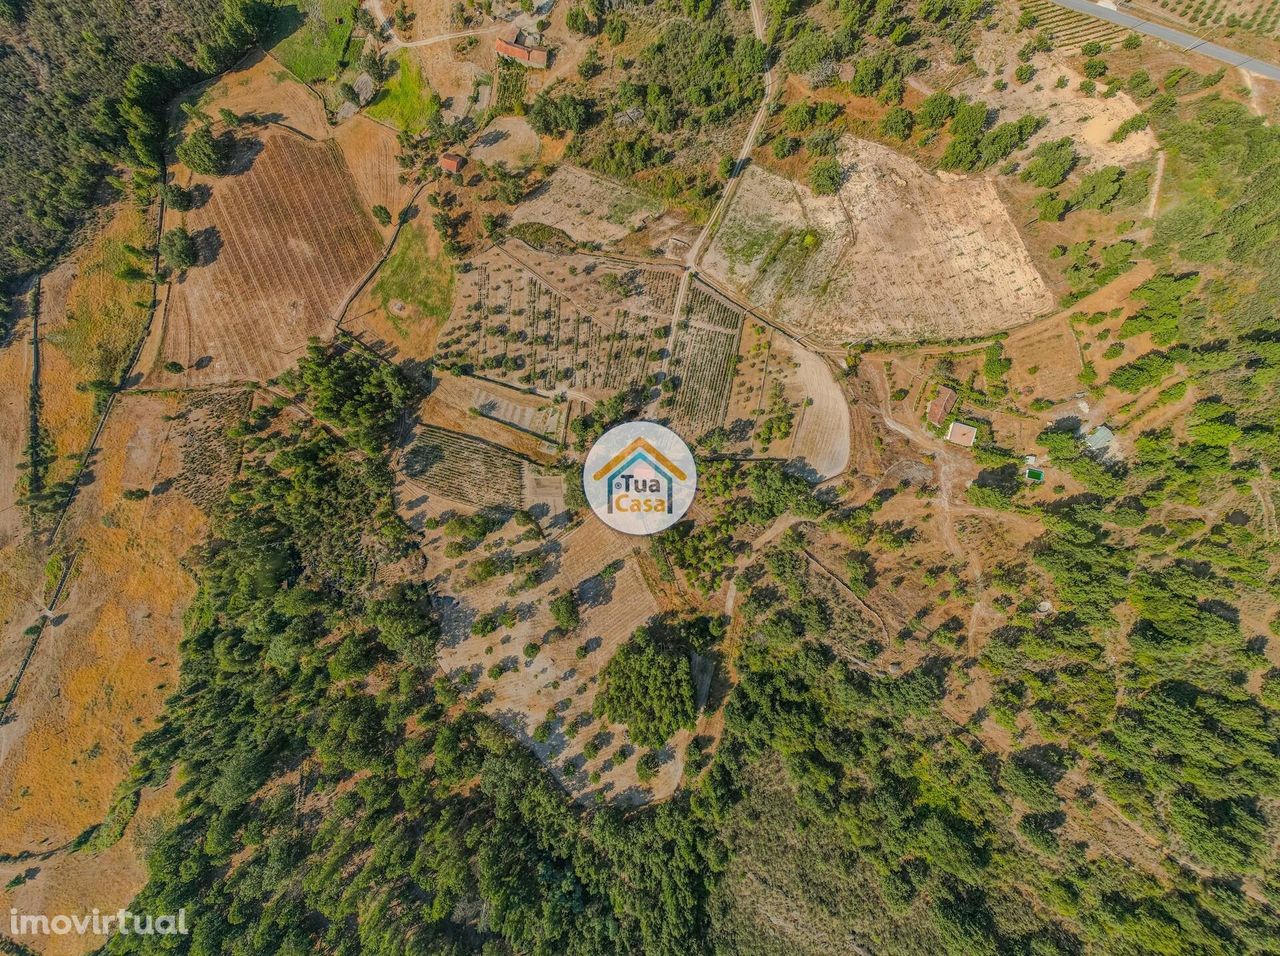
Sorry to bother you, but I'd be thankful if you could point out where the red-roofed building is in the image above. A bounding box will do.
[926,385,957,427]
[496,28,549,68]
[440,153,466,174]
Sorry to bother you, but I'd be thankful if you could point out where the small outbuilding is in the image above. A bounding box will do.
[440,152,467,174]
[945,421,977,448]
[1084,425,1115,453]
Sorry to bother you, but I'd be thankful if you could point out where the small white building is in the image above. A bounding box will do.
[946,421,977,448]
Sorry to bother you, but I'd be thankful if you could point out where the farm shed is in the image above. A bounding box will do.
[1085,425,1115,452]
[440,153,467,174]
[946,421,977,447]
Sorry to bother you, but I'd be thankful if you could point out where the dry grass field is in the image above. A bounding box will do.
[0,394,211,857]
[187,49,330,140]
[37,206,154,490]
[0,782,175,956]
[153,127,381,386]
[332,114,420,238]
[705,139,1055,345]
[1004,313,1085,403]
[0,307,32,545]
[508,165,665,246]
[774,336,851,481]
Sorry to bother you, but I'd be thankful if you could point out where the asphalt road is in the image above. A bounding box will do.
[1049,0,1280,80]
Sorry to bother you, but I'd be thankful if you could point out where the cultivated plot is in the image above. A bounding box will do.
[154,129,381,385]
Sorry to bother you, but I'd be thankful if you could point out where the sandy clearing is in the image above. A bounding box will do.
[507,165,664,246]
[705,139,1055,344]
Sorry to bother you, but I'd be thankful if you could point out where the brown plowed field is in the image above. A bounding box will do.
[154,129,381,385]
[333,114,419,237]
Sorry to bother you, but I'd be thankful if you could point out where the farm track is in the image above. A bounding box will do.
[669,0,775,331]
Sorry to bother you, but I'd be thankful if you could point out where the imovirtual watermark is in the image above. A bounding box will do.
[9,907,189,938]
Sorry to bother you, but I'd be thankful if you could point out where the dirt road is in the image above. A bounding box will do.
[670,0,775,325]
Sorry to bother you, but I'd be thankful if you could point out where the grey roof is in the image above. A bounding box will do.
[1085,425,1115,450]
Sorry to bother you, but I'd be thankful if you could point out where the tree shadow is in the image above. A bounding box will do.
[194,226,223,267]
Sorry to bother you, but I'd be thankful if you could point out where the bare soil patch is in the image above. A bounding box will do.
[469,115,542,167]
[705,139,1055,345]
[959,40,1157,170]
[508,165,665,246]
[417,376,565,462]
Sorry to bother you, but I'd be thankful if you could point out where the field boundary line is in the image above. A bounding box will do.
[0,546,80,726]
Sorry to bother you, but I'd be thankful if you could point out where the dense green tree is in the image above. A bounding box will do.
[159,226,197,271]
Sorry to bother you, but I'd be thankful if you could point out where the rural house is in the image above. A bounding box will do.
[926,385,957,427]
[440,153,467,174]
[496,27,549,68]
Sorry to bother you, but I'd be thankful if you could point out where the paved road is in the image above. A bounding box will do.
[1050,0,1280,80]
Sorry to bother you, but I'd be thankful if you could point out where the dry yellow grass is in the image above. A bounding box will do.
[0,781,176,956]
[0,395,204,853]
[0,310,33,541]
[39,204,153,488]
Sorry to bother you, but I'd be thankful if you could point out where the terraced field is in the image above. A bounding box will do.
[403,425,527,508]
[1021,0,1128,45]
[667,284,745,436]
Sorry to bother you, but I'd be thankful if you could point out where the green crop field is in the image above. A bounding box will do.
[367,50,441,133]
[269,0,354,82]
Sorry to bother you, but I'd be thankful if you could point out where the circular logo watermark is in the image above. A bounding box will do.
[583,421,697,535]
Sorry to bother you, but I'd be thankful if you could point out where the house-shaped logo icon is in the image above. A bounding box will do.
[591,437,689,514]
[582,423,697,535]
